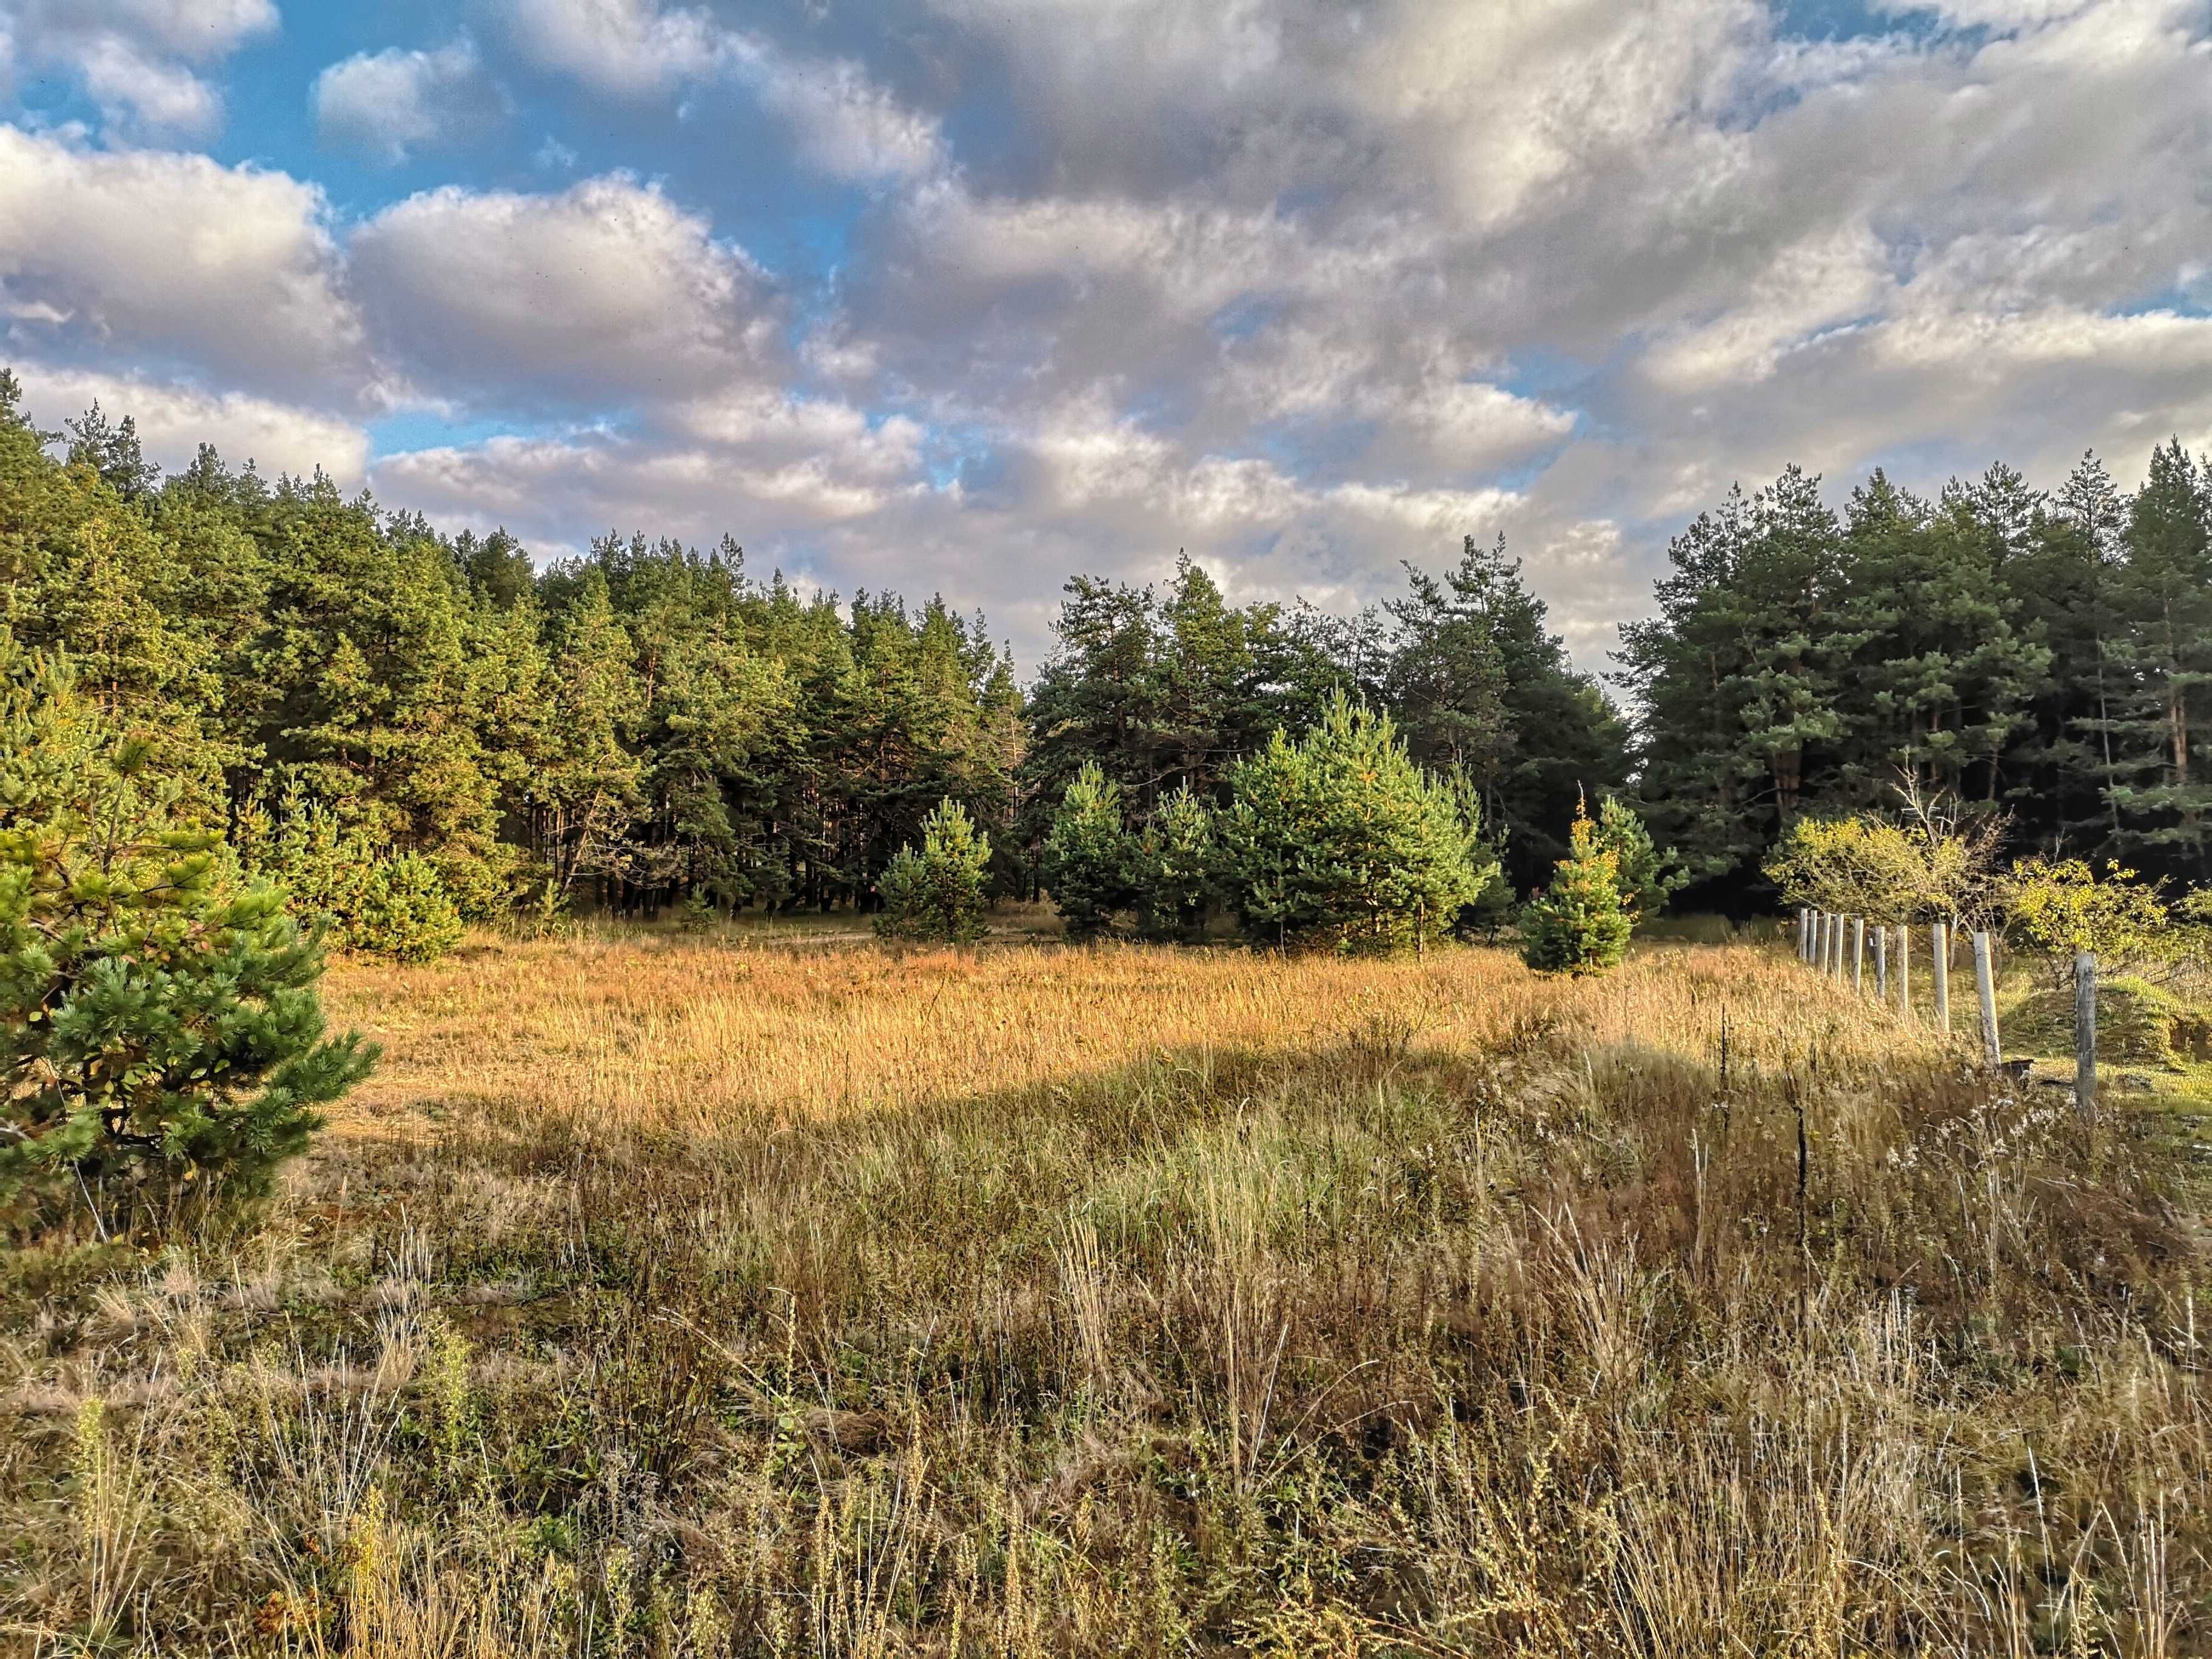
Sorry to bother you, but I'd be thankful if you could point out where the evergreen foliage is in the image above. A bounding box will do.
[238,798,464,963]
[1621,447,2212,903]
[352,854,468,965]
[876,798,992,944]
[0,638,371,1235]
[1213,697,1486,953]
[1133,785,1215,942]
[1519,803,1634,976]
[1042,762,1137,941]
[1592,796,1683,921]
[1385,535,1629,890]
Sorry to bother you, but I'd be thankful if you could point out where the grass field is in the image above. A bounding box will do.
[3,926,2208,1655]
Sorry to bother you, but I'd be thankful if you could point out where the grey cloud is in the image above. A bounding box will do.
[491,0,944,179]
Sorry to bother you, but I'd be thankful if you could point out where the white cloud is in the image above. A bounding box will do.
[349,172,777,406]
[1,0,276,137]
[10,363,370,484]
[497,0,943,180]
[73,32,222,135]
[0,126,366,401]
[313,38,497,166]
[499,0,728,93]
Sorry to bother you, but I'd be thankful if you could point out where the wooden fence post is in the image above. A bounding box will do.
[1931,922,1950,1034]
[1852,917,1865,994]
[1896,922,1911,1021]
[1874,925,1889,1002]
[2075,951,2097,1123]
[1972,930,2000,1067]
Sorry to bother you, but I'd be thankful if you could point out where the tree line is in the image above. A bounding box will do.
[5,367,2209,953]
[1621,451,2212,903]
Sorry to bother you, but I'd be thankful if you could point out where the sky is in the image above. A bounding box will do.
[1,1,2208,673]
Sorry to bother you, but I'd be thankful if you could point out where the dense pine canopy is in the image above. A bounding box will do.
[5,368,2207,923]
[1618,449,2212,905]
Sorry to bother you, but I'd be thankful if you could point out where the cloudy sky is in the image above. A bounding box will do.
[2,1,2208,669]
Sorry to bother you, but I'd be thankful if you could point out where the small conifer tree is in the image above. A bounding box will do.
[355,854,466,964]
[1,642,372,1235]
[1215,696,1484,952]
[1593,796,1684,922]
[1134,785,1215,942]
[1042,762,1137,941]
[238,797,466,964]
[1520,800,1634,975]
[876,797,991,944]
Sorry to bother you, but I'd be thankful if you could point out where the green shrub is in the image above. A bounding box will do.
[877,798,991,945]
[1213,696,1486,953]
[1043,762,1138,941]
[0,646,372,1235]
[1520,803,1634,976]
[2001,856,2171,985]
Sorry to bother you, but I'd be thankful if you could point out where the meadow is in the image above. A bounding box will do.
[3,924,2207,1656]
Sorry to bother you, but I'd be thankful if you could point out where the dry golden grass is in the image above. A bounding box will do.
[324,927,1927,1140]
[3,928,2207,1657]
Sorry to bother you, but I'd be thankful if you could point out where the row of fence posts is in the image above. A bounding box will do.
[1792,907,2097,1122]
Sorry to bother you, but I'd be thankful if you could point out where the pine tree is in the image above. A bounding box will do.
[2005,454,2125,856]
[1393,534,1626,890]
[0,638,371,1235]
[1213,696,1483,953]
[353,854,466,964]
[2103,440,2212,877]
[1619,468,1854,902]
[1133,785,1215,942]
[876,797,991,944]
[1829,468,2047,809]
[1042,762,1136,941]
[1520,803,1634,976]
[1593,796,1682,921]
